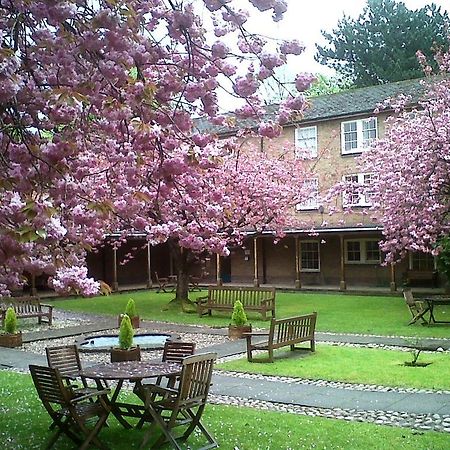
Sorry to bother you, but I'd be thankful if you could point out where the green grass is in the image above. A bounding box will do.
[1,371,448,450]
[218,344,450,390]
[50,290,450,338]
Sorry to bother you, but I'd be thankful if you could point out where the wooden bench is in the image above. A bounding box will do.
[245,313,317,362]
[0,296,53,326]
[196,286,276,320]
[404,270,438,287]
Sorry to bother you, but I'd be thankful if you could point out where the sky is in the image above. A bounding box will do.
[242,0,450,76]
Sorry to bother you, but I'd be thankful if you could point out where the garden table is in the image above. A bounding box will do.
[422,297,450,324]
[72,360,181,429]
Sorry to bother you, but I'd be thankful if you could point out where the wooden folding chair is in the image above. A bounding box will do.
[403,289,429,325]
[135,341,196,429]
[137,353,218,450]
[159,340,196,388]
[29,364,110,450]
[155,272,176,293]
[46,345,103,396]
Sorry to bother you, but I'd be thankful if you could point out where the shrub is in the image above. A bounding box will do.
[437,236,450,283]
[118,314,134,350]
[231,300,248,327]
[124,298,137,318]
[4,307,18,334]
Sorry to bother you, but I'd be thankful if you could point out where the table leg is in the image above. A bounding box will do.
[428,303,436,324]
[107,380,134,429]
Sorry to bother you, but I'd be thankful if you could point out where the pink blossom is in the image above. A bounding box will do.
[279,40,305,55]
[295,73,316,92]
[260,53,284,70]
[233,74,259,97]
[211,41,229,59]
[258,122,282,138]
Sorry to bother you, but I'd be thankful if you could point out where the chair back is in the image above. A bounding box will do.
[29,365,71,407]
[177,353,216,406]
[46,345,82,377]
[403,289,416,306]
[162,341,196,363]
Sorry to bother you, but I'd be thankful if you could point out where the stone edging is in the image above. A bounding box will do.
[214,369,450,395]
[209,394,450,434]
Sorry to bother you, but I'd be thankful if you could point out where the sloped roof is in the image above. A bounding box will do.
[196,77,427,135]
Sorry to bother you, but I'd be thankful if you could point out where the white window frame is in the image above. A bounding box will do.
[342,173,374,207]
[345,239,381,264]
[295,125,317,158]
[300,240,320,272]
[341,117,377,155]
[296,178,319,211]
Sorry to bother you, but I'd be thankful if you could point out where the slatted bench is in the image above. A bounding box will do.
[244,312,317,362]
[196,286,276,320]
[0,296,53,326]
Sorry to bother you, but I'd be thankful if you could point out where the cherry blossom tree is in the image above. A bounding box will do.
[0,0,314,297]
[134,140,312,305]
[353,49,450,263]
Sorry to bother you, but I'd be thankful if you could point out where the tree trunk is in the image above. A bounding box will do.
[168,242,195,311]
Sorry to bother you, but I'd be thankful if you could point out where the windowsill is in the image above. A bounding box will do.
[296,207,319,212]
[345,261,381,265]
[341,151,363,157]
[300,269,320,273]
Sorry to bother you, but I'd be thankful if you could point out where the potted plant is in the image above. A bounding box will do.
[0,307,22,348]
[228,300,252,340]
[110,314,141,362]
[118,298,140,328]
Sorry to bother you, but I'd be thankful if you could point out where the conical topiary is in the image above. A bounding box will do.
[4,307,18,334]
[231,300,248,327]
[124,298,137,318]
[118,314,134,350]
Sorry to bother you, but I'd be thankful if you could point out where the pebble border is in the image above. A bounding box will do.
[214,369,450,395]
[209,393,450,434]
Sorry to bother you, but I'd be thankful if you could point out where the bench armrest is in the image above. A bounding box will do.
[243,332,269,337]
[244,332,269,345]
[40,303,54,311]
[260,298,275,306]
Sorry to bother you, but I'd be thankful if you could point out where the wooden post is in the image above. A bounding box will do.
[339,235,346,291]
[112,246,119,292]
[253,237,260,287]
[146,243,153,289]
[295,237,301,289]
[390,263,397,292]
[30,273,37,296]
[216,254,222,286]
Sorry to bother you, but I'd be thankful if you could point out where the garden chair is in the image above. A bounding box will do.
[137,352,218,450]
[403,289,429,325]
[29,364,110,450]
[135,341,196,429]
[155,272,177,293]
[46,344,103,395]
[188,275,202,292]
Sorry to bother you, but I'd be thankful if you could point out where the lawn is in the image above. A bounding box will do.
[1,371,448,450]
[217,344,450,390]
[50,290,450,338]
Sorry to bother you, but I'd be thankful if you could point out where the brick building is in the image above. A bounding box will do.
[88,78,441,291]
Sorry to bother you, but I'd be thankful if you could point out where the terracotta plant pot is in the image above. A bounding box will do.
[118,314,140,329]
[0,332,22,348]
[228,324,252,340]
[110,346,141,363]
